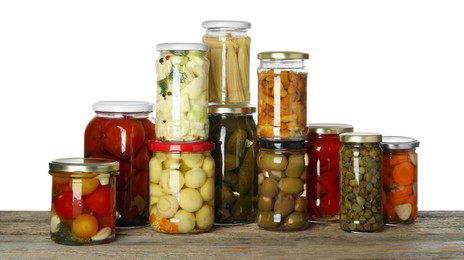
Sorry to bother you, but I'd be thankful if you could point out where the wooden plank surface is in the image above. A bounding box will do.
[1,211,463,259]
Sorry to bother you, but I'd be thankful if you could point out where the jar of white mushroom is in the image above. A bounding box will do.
[148,141,215,233]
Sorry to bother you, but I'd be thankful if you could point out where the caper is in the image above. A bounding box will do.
[274,193,295,218]
[256,211,280,229]
[260,178,278,198]
[285,212,307,230]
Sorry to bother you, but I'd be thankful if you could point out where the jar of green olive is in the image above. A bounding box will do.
[339,133,383,232]
[208,104,258,225]
[256,140,308,231]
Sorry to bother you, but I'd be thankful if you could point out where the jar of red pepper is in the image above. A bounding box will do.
[84,101,155,228]
[306,123,353,222]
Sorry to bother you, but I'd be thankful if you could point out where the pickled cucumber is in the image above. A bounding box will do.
[235,147,255,195]
[226,129,247,160]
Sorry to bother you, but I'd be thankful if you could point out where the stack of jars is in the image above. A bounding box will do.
[255,51,310,231]
[147,42,216,234]
[202,20,259,225]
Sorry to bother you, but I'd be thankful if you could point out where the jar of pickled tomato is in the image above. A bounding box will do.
[381,136,420,225]
[257,51,309,140]
[256,140,309,231]
[84,101,155,228]
[155,43,209,141]
[202,20,252,105]
[148,141,215,234]
[306,123,353,222]
[49,158,119,245]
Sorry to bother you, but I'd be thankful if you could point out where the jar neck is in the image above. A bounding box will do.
[205,28,249,37]
[95,111,152,119]
[308,133,340,141]
[259,59,306,70]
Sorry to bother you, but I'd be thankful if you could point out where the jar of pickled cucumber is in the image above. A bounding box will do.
[339,133,383,232]
[155,43,209,142]
[208,104,258,224]
[148,141,215,234]
[257,51,309,140]
[381,136,420,225]
[202,20,251,105]
[256,140,308,231]
[84,101,155,228]
[49,158,119,245]
[306,123,354,222]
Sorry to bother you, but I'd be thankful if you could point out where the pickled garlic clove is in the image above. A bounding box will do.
[409,152,418,166]
[91,227,112,241]
[394,203,412,221]
[97,174,110,186]
[50,214,61,233]
[133,195,146,215]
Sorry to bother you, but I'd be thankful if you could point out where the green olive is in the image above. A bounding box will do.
[279,178,304,195]
[285,212,307,230]
[258,195,274,211]
[260,178,278,198]
[285,154,306,178]
[256,211,280,229]
[261,152,288,171]
[294,197,307,212]
[274,193,295,218]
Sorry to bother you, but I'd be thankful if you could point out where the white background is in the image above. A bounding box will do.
[1,0,463,211]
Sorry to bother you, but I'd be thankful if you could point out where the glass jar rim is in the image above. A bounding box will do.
[208,104,256,114]
[258,139,307,149]
[340,132,382,143]
[381,136,420,150]
[149,141,215,152]
[202,20,251,29]
[308,123,354,134]
[49,158,119,173]
[156,43,208,52]
[258,51,309,60]
[93,101,154,113]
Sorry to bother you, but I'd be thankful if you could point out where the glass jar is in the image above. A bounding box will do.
[339,133,383,232]
[306,123,354,222]
[381,136,420,225]
[202,20,252,105]
[49,158,119,245]
[155,43,209,141]
[84,101,155,228]
[148,141,215,234]
[208,104,258,225]
[257,51,309,140]
[256,140,308,231]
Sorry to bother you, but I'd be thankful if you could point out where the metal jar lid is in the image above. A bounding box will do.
[381,136,420,150]
[156,43,208,52]
[202,20,251,29]
[208,104,256,115]
[308,123,354,134]
[93,101,154,113]
[340,132,382,143]
[49,158,119,173]
[258,139,307,150]
[258,51,309,60]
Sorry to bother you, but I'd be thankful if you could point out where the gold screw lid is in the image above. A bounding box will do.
[308,123,354,134]
[258,51,309,60]
[49,158,119,173]
[340,132,382,143]
[208,104,256,114]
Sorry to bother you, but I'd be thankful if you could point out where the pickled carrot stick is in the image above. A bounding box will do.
[392,162,415,186]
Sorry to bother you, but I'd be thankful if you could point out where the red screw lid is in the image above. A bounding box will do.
[149,141,215,152]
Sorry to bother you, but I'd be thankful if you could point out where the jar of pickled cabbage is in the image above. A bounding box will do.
[208,104,258,224]
[256,140,308,231]
[155,43,209,141]
[49,158,119,245]
[381,136,420,225]
[257,51,309,139]
[339,132,383,232]
[306,123,353,222]
[202,20,251,105]
[148,141,215,233]
[84,101,155,228]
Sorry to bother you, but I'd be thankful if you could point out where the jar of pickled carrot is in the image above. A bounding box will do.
[306,123,353,222]
[381,136,420,225]
[202,20,252,105]
[49,158,119,245]
[257,51,309,140]
[84,101,155,228]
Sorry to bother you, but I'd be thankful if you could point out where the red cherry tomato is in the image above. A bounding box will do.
[102,119,145,159]
[84,117,107,156]
[133,144,149,171]
[96,213,116,229]
[84,186,113,215]
[54,191,85,219]
[140,118,156,141]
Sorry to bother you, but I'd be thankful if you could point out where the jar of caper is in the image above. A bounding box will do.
[208,104,258,225]
[256,140,308,231]
[339,132,383,232]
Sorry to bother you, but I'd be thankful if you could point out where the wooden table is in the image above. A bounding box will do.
[1,211,463,259]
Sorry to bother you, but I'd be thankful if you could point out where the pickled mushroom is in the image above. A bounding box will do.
[195,205,214,230]
[156,195,179,218]
[182,153,205,168]
[200,177,214,202]
[202,156,215,178]
[184,168,207,188]
[173,210,196,233]
[178,188,203,212]
[160,169,185,194]
[149,157,164,184]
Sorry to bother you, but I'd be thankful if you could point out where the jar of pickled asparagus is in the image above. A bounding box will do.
[306,123,353,222]
[84,101,155,228]
[202,20,251,105]
[208,104,258,225]
[49,158,119,245]
[155,43,209,142]
[381,136,419,225]
[257,52,309,140]
[148,141,215,234]
[339,133,383,232]
[256,140,309,231]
